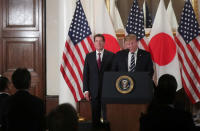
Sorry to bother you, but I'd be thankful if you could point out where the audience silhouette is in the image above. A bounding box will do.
[47,103,78,131]
[0,76,10,130]
[0,68,45,131]
[0,76,10,107]
[140,74,196,131]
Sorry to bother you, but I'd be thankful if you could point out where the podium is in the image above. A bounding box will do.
[102,72,154,131]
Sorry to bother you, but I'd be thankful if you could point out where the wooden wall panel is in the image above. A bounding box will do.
[2,0,38,30]
[2,38,38,71]
[0,0,45,100]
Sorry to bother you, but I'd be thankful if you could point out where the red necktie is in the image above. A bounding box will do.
[97,53,101,69]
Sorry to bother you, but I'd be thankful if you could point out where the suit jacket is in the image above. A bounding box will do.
[1,90,45,131]
[112,49,154,78]
[0,93,9,127]
[83,50,115,100]
[0,93,9,108]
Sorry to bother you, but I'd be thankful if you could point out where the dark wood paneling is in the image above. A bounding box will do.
[3,0,39,30]
[46,95,58,114]
[107,104,147,131]
[2,38,38,70]
[0,0,45,99]
[78,100,92,121]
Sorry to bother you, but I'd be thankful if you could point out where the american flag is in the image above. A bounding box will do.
[60,0,95,102]
[175,1,200,103]
[126,0,149,51]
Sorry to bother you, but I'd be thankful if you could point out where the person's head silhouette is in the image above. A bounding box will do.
[155,74,177,104]
[47,103,78,131]
[0,76,10,92]
[12,68,31,90]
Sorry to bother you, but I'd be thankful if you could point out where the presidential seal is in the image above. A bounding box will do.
[115,75,134,94]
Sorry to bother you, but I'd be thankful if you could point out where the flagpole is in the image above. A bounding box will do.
[105,0,110,14]
[191,0,199,24]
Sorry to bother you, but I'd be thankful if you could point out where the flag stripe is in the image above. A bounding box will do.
[60,65,78,101]
[176,36,200,85]
[187,43,200,68]
[175,36,200,85]
[139,38,149,52]
[83,39,93,53]
[181,69,199,103]
[81,40,89,55]
[190,40,200,57]
[63,48,83,86]
[77,44,87,65]
[192,38,200,53]
[75,45,85,65]
[62,52,84,98]
[176,35,200,69]
[181,74,196,103]
[87,37,95,51]
[178,52,200,99]
[66,42,83,79]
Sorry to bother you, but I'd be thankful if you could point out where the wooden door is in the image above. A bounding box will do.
[0,0,45,100]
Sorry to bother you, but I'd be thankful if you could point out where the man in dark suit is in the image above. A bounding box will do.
[0,76,10,129]
[83,34,114,127]
[0,68,45,131]
[112,34,154,78]
[0,76,10,107]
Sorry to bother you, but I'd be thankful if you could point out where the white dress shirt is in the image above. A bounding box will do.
[96,49,104,61]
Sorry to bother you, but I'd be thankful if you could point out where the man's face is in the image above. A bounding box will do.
[94,36,105,51]
[124,39,138,53]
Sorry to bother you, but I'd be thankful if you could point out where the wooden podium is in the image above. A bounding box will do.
[106,104,147,131]
[101,72,154,131]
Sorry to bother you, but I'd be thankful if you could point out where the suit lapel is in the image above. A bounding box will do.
[100,50,108,72]
[125,50,129,71]
[92,51,99,71]
[136,49,142,69]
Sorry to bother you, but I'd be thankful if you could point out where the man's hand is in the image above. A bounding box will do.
[85,91,91,101]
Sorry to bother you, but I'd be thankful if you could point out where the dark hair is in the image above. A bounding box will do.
[0,76,9,91]
[155,74,177,104]
[94,34,105,42]
[12,68,31,90]
[47,103,78,131]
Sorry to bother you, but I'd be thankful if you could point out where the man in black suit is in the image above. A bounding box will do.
[0,68,45,131]
[0,76,10,107]
[112,34,154,78]
[83,34,114,127]
[0,76,10,129]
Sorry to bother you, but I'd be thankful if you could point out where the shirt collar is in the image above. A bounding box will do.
[96,49,104,54]
[0,92,10,95]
